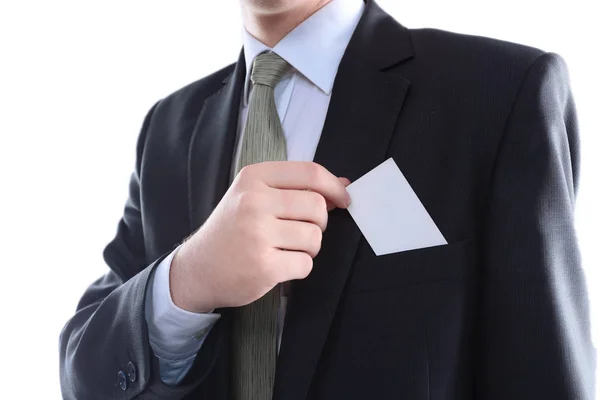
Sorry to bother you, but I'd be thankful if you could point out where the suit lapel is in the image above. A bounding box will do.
[186,54,246,400]
[273,2,414,399]
[187,52,245,232]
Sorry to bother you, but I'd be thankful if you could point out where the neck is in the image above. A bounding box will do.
[241,0,332,47]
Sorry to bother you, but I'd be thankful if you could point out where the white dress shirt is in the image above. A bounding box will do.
[144,0,365,385]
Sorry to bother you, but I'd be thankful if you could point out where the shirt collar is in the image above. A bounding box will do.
[242,0,365,105]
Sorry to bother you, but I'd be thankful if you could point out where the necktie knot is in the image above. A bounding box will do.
[251,52,290,88]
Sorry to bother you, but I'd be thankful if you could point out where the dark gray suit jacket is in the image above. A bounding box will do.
[59,1,595,398]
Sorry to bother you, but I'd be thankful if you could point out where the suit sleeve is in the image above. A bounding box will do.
[58,102,226,399]
[476,52,596,399]
[145,248,220,385]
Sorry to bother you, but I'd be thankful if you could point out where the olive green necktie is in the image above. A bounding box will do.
[231,52,291,400]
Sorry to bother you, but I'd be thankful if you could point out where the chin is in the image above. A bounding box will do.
[244,0,320,14]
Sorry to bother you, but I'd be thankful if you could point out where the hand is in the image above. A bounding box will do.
[169,161,351,313]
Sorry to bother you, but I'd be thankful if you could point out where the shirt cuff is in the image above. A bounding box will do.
[146,246,221,361]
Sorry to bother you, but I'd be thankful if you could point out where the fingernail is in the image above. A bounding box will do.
[345,193,352,207]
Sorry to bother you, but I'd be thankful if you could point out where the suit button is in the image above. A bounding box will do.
[117,370,128,390]
[127,361,137,383]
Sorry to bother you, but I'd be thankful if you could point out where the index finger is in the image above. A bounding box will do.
[242,161,351,209]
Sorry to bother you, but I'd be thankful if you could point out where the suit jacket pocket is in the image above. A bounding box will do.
[347,238,475,293]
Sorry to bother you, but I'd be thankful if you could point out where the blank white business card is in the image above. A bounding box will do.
[346,158,447,256]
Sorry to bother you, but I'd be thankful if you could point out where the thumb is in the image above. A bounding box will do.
[326,177,352,211]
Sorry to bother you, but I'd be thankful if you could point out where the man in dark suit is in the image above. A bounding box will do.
[59,0,595,398]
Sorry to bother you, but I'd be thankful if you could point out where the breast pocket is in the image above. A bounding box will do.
[347,238,476,293]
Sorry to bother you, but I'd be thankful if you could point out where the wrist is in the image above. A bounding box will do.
[169,243,216,313]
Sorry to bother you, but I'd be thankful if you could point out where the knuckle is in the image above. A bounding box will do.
[307,224,322,256]
[297,253,313,278]
[307,162,323,184]
[254,248,273,274]
[250,217,270,243]
[310,191,327,211]
[307,192,328,230]
[236,190,262,215]
[236,165,255,182]
[319,207,329,230]
[310,224,323,244]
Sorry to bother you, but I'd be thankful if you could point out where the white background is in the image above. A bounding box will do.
[0,1,598,398]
